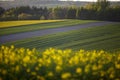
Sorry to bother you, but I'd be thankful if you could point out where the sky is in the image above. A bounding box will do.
[0,0,120,1]
[60,0,120,2]
[0,0,120,2]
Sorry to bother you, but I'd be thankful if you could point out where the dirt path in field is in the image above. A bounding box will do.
[0,21,116,44]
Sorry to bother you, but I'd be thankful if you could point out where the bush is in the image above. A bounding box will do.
[0,14,17,21]
[18,13,33,20]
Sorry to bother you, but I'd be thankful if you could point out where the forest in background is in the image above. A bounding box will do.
[0,0,120,21]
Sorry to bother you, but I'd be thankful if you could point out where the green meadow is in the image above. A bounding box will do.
[1,20,120,51]
[0,20,95,36]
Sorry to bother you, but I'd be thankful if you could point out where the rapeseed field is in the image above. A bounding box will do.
[0,45,120,80]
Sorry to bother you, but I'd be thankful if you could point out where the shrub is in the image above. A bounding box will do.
[18,13,33,20]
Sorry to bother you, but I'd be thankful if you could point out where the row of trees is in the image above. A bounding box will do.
[0,0,120,21]
[0,6,49,20]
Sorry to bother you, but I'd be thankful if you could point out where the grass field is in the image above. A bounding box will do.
[0,20,96,36]
[3,22,120,51]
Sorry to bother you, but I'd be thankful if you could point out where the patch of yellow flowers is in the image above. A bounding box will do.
[0,45,120,80]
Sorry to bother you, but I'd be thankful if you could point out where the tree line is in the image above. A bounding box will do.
[0,0,120,21]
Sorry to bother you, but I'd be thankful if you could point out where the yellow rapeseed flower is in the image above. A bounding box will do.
[76,67,82,74]
[26,68,30,73]
[31,72,37,75]
[107,67,114,73]
[35,67,39,71]
[79,49,84,53]
[46,58,51,64]
[98,64,103,69]
[115,62,120,69]
[38,58,43,63]
[15,65,20,72]
[48,72,54,77]
[23,56,30,63]
[56,65,62,72]
[61,72,71,79]
[69,59,72,64]
[1,69,7,75]
[4,59,9,64]
[109,73,114,79]
[117,54,120,60]
[38,63,42,67]
[23,63,27,67]
[11,45,14,49]
[100,71,106,77]
[92,72,98,75]
[1,45,5,50]
[92,64,98,71]
[57,50,62,54]
[84,65,90,73]
[19,48,25,53]
[28,51,32,55]
[37,76,45,80]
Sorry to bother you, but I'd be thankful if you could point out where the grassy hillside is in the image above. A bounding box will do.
[3,23,120,51]
[0,45,120,80]
[0,20,96,36]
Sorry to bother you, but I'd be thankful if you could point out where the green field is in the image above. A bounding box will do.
[3,22,120,51]
[0,20,96,36]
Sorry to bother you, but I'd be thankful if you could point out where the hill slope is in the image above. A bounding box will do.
[0,0,90,9]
